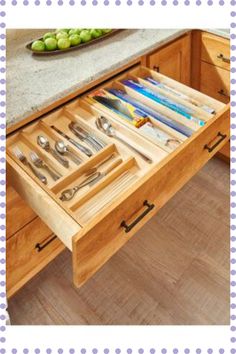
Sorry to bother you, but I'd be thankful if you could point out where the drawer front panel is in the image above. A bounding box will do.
[200,61,230,103]
[6,184,36,238]
[7,157,81,251]
[72,107,229,287]
[201,32,230,71]
[7,217,65,297]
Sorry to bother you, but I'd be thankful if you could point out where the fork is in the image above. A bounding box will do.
[30,151,61,181]
[13,147,47,185]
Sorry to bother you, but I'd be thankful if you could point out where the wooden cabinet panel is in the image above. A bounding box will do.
[192,31,230,163]
[200,61,230,104]
[6,217,65,298]
[217,140,230,163]
[147,35,191,85]
[201,32,230,71]
[6,184,36,239]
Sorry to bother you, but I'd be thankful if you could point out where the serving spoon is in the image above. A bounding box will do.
[96,116,153,164]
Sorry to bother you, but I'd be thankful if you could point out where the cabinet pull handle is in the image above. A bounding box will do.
[153,65,160,72]
[218,89,230,99]
[204,132,227,153]
[217,53,230,64]
[35,234,57,252]
[120,200,155,233]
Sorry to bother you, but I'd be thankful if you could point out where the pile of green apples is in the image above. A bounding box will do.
[31,28,112,52]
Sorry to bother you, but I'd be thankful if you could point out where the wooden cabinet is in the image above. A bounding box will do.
[191,31,230,163]
[200,32,230,104]
[147,34,191,86]
[6,184,65,297]
[200,61,230,104]
[7,218,65,298]
[7,65,229,290]
[6,184,36,238]
[201,32,230,71]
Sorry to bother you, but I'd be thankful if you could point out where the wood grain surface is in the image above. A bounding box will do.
[8,157,229,325]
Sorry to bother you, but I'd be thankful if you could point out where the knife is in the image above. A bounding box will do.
[51,125,93,157]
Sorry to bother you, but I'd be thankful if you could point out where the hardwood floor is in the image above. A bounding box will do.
[8,157,230,325]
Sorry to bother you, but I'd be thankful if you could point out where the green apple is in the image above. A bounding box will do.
[90,29,103,39]
[31,40,45,52]
[69,34,81,46]
[56,32,69,40]
[69,29,81,36]
[57,38,71,50]
[44,37,57,51]
[79,29,92,43]
[43,32,56,41]
[56,28,70,34]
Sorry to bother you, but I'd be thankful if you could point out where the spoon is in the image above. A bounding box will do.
[37,135,69,168]
[96,116,153,164]
[55,140,82,165]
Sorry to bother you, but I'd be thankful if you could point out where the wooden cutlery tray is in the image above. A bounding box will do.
[7,66,230,288]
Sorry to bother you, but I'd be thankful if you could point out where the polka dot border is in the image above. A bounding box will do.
[0,0,232,5]
[231,0,236,353]
[1,0,235,353]
[0,4,5,353]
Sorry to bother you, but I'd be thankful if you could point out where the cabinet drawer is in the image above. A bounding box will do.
[6,217,64,297]
[201,32,230,71]
[6,184,36,238]
[200,61,230,103]
[7,66,230,288]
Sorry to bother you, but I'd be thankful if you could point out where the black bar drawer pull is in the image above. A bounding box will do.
[120,200,155,233]
[35,234,57,252]
[204,132,227,153]
[217,53,230,64]
[218,89,230,99]
[153,65,160,72]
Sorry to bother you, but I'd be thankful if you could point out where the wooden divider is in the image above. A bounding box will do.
[129,66,225,113]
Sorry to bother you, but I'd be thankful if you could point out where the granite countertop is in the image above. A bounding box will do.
[6,28,229,130]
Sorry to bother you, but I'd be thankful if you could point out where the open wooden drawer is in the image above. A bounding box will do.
[7,66,230,289]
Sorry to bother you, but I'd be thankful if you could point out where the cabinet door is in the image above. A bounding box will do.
[147,34,191,85]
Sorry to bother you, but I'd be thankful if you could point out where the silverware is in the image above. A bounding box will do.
[37,135,69,168]
[29,151,61,181]
[68,122,105,152]
[70,122,106,149]
[84,153,115,176]
[60,158,122,201]
[55,140,82,165]
[89,157,123,186]
[13,147,47,184]
[96,116,153,164]
[51,125,93,157]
